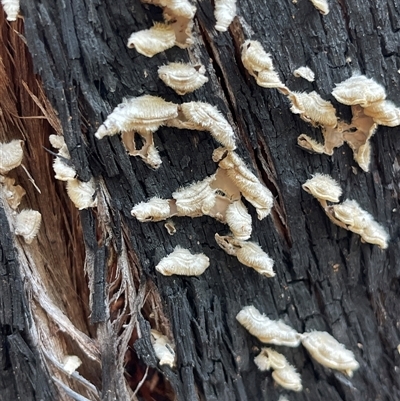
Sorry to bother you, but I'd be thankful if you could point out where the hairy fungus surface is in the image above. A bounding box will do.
[236,306,301,346]
[0,139,24,175]
[301,331,360,377]
[214,0,237,32]
[155,246,210,276]
[150,330,176,368]
[158,62,208,95]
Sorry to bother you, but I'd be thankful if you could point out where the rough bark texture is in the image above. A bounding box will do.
[1,0,400,400]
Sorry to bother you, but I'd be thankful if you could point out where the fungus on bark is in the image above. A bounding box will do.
[158,62,208,95]
[236,306,301,346]
[155,246,210,276]
[301,331,360,377]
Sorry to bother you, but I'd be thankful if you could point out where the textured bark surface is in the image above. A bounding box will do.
[1,0,400,400]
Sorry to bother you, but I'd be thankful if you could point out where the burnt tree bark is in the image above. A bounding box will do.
[0,1,399,401]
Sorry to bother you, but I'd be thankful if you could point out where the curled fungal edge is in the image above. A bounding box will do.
[301,331,360,377]
[225,200,252,240]
[158,62,208,95]
[1,0,20,21]
[215,234,275,277]
[156,246,210,276]
[241,40,287,91]
[131,197,171,222]
[330,200,389,249]
[176,102,236,150]
[302,173,342,203]
[332,75,386,108]
[14,209,42,244]
[236,306,301,347]
[288,91,338,127]
[293,66,315,82]
[127,23,176,57]
[95,95,178,138]
[213,148,273,220]
[214,0,237,32]
[66,178,97,210]
[309,0,329,15]
[255,348,303,392]
[0,139,24,175]
[150,330,176,367]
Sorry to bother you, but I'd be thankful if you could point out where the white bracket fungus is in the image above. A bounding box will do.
[214,0,237,32]
[213,147,273,220]
[302,173,342,203]
[155,246,210,276]
[241,40,288,92]
[215,234,275,277]
[255,348,302,392]
[128,0,196,56]
[49,135,77,181]
[302,175,389,249]
[66,178,97,210]
[131,197,173,222]
[14,209,42,244]
[127,23,176,57]
[167,102,236,150]
[0,139,24,175]
[309,0,329,15]
[329,200,389,249]
[241,39,400,172]
[293,66,315,82]
[1,0,19,21]
[301,331,360,377]
[95,95,178,168]
[62,355,82,375]
[158,62,208,95]
[150,329,176,368]
[236,306,301,346]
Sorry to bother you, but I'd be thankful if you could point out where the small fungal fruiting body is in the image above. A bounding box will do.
[254,347,287,371]
[0,176,25,209]
[49,135,77,181]
[158,63,208,95]
[0,139,24,174]
[302,173,342,203]
[309,0,329,15]
[255,348,303,392]
[131,197,172,222]
[332,75,386,108]
[301,331,359,377]
[66,178,97,210]
[213,148,273,220]
[288,91,337,127]
[236,306,301,347]
[95,95,178,138]
[293,66,315,82]
[272,366,303,392]
[150,330,176,367]
[215,234,275,277]
[225,200,252,240]
[14,209,41,244]
[363,100,400,127]
[178,102,236,150]
[1,0,19,21]
[241,40,287,91]
[172,175,217,217]
[214,0,237,32]
[127,23,176,57]
[155,246,210,276]
[330,199,389,249]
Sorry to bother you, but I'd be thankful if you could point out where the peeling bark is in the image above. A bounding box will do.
[1,0,399,400]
